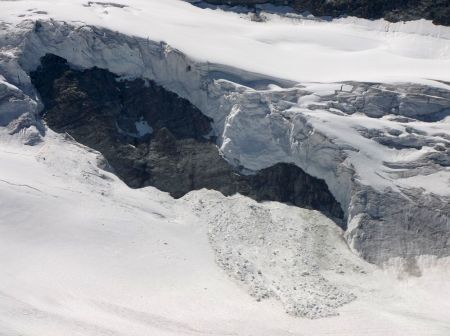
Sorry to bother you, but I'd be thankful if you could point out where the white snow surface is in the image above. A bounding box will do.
[0,0,449,84]
[0,130,449,335]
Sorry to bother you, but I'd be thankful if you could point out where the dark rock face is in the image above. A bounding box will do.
[31,54,344,223]
[202,0,450,26]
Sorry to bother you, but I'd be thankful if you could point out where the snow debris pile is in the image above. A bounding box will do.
[185,191,362,318]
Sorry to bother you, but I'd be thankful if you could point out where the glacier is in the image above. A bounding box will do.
[0,0,449,334]
[1,11,448,263]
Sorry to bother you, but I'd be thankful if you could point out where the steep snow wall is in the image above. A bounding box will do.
[1,19,449,264]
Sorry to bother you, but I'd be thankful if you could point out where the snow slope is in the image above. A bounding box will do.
[0,0,449,84]
[0,129,449,336]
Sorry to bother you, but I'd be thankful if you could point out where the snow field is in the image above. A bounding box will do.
[0,130,449,335]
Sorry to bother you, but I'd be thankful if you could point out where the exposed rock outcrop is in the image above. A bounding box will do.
[30,54,344,222]
[200,0,450,26]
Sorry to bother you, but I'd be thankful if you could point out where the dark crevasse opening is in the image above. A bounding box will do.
[30,54,345,225]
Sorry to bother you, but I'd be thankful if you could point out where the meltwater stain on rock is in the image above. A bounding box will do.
[31,54,344,223]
